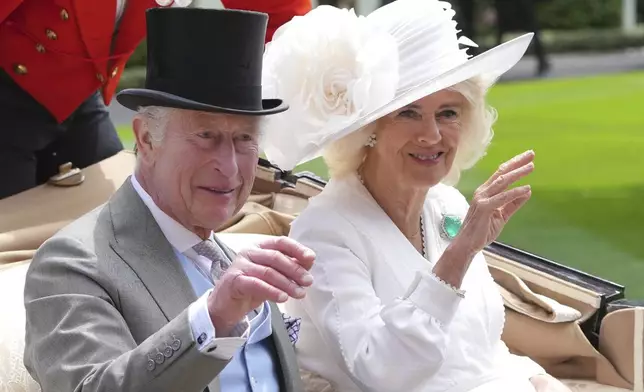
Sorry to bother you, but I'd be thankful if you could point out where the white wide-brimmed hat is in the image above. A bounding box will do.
[261,0,534,171]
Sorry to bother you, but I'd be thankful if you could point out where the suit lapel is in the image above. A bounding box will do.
[206,376,221,392]
[270,302,303,392]
[109,179,197,321]
[211,237,301,391]
[72,0,115,71]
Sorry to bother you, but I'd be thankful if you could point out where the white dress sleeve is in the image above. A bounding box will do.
[292,212,465,392]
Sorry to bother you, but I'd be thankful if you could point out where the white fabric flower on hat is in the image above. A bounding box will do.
[262,6,399,171]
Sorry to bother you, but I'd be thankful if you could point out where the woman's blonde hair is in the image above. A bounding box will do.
[322,76,497,186]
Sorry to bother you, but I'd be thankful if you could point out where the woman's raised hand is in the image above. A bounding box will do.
[452,150,535,258]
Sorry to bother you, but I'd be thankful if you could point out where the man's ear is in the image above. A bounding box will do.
[132,117,155,164]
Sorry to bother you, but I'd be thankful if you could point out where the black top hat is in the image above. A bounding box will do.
[116,8,287,116]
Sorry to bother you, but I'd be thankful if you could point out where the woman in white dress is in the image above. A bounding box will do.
[260,1,572,391]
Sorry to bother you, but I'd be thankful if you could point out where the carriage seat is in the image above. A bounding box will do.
[0,233,636,392]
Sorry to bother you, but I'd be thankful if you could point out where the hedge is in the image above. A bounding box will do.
[536,0,622,30]
[470,0,639,31]
[480,26,644,53]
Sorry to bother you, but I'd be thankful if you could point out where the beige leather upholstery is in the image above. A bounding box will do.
[0,234,638,392]
[562,381,634,392]
[0,261,40,392]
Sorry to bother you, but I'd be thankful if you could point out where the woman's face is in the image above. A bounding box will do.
[366,89,467,188]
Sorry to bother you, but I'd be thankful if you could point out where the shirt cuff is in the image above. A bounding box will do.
[402,271,465,326]
[188,289,250,360]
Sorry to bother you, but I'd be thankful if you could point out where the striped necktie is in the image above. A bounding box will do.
[192,238,231,281]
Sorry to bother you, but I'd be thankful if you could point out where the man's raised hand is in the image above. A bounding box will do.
[207,236,315,336]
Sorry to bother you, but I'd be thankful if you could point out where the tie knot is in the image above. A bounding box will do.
[192,239,226,262]
[192,239,231,281]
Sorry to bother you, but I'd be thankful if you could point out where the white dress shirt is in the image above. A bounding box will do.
[130,175,250,359]
[115,0,126,25]
[285,173,546,392]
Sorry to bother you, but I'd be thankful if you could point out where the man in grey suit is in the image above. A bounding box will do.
[23,7,314,392]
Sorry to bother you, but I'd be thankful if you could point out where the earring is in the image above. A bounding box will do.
[365,134,377,148]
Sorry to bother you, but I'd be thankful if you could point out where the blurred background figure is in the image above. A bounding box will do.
[316,0,357,7]
[0,0,143,201]
[494,0,550,75]
[452,0,478,55]
[451,0,550,75]
[0,0,310,201]
[225,0,312,42]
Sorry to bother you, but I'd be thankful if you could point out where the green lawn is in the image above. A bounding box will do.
[117,71,644,298]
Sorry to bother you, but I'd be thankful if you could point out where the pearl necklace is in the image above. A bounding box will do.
[357,173,429,259]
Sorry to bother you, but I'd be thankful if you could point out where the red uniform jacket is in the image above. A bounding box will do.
[0,0,311,123]
[224,0,311,42]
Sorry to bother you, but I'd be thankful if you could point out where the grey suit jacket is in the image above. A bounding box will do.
[23,179,303,392]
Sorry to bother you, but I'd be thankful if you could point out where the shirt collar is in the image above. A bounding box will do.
[130,175,209,254]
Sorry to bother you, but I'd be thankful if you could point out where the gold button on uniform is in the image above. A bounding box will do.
[13,64,28,75]
[96,73,105,83]
[35,43,45,53]
[60,8,69,20]
[45,29,57,40]
[111,67,119,78]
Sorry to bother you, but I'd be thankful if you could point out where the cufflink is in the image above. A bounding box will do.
[197,332,207,345]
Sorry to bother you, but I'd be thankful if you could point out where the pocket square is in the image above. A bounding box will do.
[282,313,301,346]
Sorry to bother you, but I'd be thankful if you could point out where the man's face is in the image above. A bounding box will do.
[136,109,261,235]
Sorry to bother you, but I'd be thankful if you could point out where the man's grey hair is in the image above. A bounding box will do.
[131,106,175,164]
[322,76,497,186]
[132,105,268,157]
[136,106,175,144]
